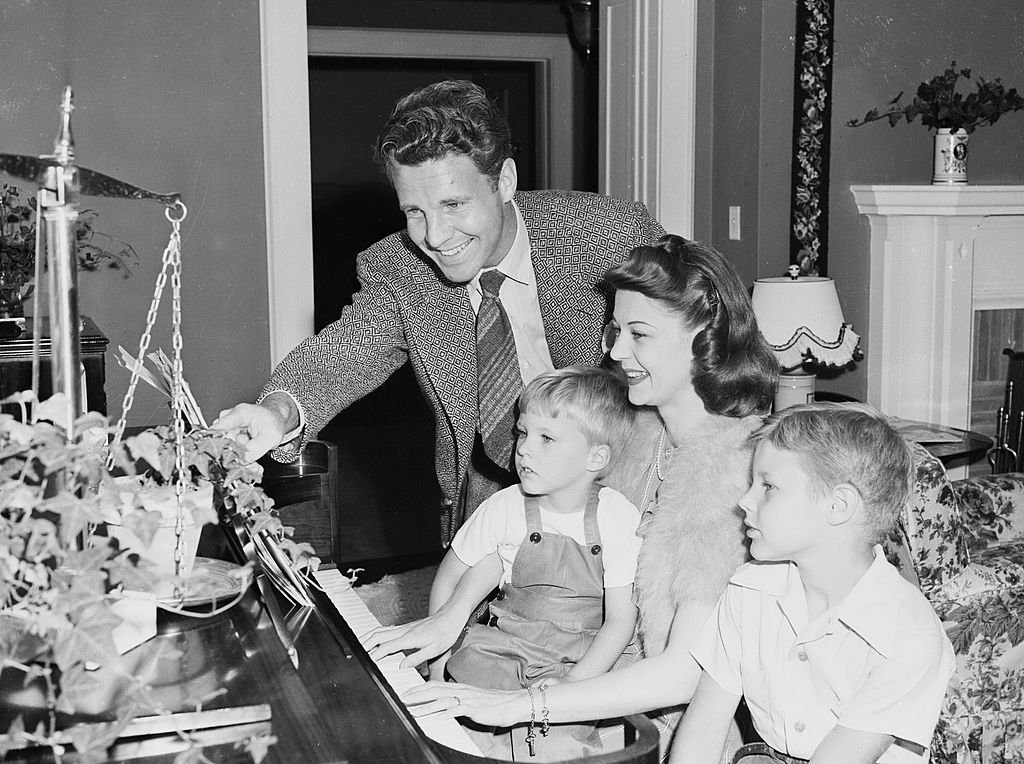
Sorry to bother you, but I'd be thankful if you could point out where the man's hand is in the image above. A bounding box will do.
[211,401,289,463]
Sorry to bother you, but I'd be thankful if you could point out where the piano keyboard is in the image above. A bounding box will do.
[313,568,482,756]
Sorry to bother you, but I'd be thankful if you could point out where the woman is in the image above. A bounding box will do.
[370,234,778,754]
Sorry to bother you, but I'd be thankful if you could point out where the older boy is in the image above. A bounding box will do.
[672,403,954,764]
[430,366,641,760]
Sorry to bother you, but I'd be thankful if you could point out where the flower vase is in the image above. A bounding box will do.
[932,128,969,184]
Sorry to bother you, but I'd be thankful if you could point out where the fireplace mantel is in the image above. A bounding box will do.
[852,184,1024,437]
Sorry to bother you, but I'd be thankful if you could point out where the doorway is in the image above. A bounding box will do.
[306,31,575,575]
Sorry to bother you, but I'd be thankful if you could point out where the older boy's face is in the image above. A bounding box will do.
[514,409,604,505]
[392,154,518,284]
[739,443,829,563]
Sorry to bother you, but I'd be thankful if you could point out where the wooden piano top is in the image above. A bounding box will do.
[0,565,660,763]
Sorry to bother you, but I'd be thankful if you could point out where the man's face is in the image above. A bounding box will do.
[392,154,517,284]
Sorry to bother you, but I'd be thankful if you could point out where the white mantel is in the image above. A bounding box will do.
[852,185,1024,431]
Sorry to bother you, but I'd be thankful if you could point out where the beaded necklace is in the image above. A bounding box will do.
[641,427,675,510]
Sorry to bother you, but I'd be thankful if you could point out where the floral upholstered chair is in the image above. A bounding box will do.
[891,443,1024,763]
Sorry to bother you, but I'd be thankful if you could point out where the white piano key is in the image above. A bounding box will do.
[313,569,480,756]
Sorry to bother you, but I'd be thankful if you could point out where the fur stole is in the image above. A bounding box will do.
[609,410,762,657]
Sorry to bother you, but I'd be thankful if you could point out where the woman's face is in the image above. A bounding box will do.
[606,290,700,411]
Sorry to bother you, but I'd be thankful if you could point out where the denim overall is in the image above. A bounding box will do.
[447,483,607,760]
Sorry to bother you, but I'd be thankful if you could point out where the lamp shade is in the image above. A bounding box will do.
[751,276,860,369]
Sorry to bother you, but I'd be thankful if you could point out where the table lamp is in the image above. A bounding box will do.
[751,276,861,410]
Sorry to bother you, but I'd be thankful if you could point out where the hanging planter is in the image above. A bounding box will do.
[932,128,969,184]
[102,479,213,599]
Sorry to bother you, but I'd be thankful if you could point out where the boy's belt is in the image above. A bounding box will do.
[732,742,810,764]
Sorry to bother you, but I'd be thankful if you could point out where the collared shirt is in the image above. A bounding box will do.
[468,200,555,385]
[691,546,955,762]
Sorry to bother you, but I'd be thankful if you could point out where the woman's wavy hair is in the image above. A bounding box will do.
[603,234,779,417]
[373,80,513,188]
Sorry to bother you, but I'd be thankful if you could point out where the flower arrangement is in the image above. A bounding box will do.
[846,62,1024,134]
[0,183,138,288]
[0,393,314,759]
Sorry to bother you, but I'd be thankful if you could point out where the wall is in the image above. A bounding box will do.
[0,0,269,428]
[827,0,1024,399]
[705,1,1024,400]
[697,1,795,291]
[309,0,594,190]
[705,1,765,287]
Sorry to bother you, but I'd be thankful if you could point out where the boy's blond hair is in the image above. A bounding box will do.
[750,402,913,544]
[518,366,635,472]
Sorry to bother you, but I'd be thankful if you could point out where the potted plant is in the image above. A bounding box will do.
[0,183,138,320]
[846,62,1024,184]
[0,393,314,760]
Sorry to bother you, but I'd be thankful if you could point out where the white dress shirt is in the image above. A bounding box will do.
[468,200,555,385]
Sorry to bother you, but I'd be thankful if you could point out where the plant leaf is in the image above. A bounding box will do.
[124,430,166,477]
[121,508,162,548]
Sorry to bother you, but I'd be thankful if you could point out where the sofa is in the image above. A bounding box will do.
[892,444,1024,763]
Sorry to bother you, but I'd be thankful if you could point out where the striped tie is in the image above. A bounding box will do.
[476,269,522,470]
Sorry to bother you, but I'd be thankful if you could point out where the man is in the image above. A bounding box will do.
[215,80,664,542]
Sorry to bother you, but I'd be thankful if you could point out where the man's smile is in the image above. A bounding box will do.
[437,239,472,258]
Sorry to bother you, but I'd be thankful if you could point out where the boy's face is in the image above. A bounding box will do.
[739,442,830,563]
[392,153,517,284]
[514,409,605,502]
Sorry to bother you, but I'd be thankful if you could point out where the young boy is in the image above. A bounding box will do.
[672,403,955,764]
[436,366,641,761]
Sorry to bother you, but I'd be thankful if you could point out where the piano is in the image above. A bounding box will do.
[1,435,659,762]
[0,559,659,762]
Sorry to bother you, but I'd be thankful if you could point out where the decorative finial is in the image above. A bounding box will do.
[787,264,801,280]
[53,86,75,165]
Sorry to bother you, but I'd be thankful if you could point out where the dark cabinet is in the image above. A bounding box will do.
[0,316,109,415]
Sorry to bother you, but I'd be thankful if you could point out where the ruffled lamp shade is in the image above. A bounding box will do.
[751,276,861,409]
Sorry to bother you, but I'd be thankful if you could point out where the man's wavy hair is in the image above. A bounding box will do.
[373,80,513,188]
[603,234,779,418]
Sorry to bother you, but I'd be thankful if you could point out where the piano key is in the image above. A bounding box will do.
[313,568,481,756]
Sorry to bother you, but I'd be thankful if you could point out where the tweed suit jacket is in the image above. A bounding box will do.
[263,189,664,540]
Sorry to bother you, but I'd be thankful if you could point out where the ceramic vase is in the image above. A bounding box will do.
[932,128,969,184]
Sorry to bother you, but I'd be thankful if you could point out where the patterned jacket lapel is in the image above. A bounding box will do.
[402,250,477,499]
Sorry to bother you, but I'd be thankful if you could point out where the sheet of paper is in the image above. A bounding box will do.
[888,417,964,444]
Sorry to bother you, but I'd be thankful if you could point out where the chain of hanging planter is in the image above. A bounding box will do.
[107,201,190,591]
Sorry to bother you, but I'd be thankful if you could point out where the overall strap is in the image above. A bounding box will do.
[523,493,543,535]
[583,483,603,551]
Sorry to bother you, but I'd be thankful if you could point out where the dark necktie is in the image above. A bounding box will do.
[476,269,522,470]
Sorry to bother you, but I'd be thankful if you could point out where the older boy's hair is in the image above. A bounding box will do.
[373,79,513,187]
[518,366,636,469]
[750,402,913,544]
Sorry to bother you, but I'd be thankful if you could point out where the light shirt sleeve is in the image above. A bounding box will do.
[260,388,305,442]
[690,579,746,697]
[450,486,524,569]
[596,487,642,588]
